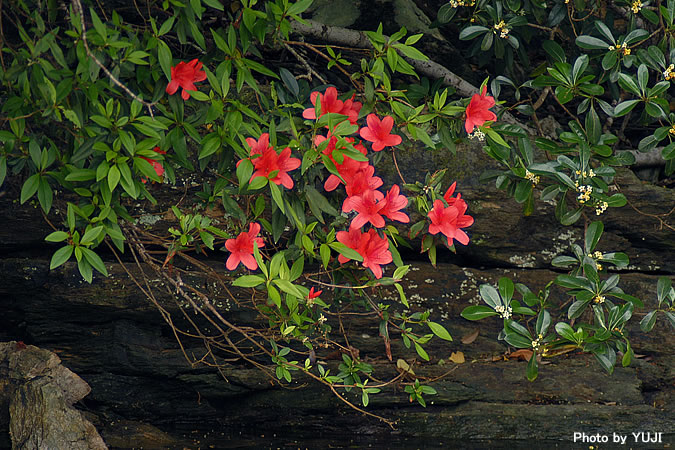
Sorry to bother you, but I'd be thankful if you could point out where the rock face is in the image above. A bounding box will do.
[0,342,107,449]
[0,135,674,448]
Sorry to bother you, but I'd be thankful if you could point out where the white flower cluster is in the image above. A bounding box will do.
[495,305,513,319]
[664,64,675,81]
[575,169,595,178]
[525,169,540,186]
[595,201,608,215]
[531,333,544,351]
[469,130,486,141]
[608,42,630,56]
[449,0,475,7]
[577,185,592,203]
[494,20,510,39]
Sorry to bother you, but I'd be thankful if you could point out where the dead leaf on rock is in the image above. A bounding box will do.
[509,349,533,361]
[449,351,465,364]
[397,358,415,375]
[461,329,479,344]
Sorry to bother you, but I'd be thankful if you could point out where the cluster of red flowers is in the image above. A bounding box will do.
[222,87,474,280]
[428,182,474,247]
[306,88,411,278]
[243,133,301,189]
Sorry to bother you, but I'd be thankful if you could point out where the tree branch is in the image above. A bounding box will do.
[290,19,537,135]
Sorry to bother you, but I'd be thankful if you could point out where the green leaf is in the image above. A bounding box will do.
[199,133,221,159]
[461,305,498,320]
[637,64,649,91]
[279,67,299,97]
[555,322,577,341]
[618,73,641,95]
[81,226,104,245]
[414,342,430,361]
[551,255,579,268]
[498,277,514,303]
[606,193,627,207]
[269,182,285,211]
[428,321,452,341]
[613,99,640,117]
[89,7,107,40]
[542,40,566,62]
[504,330,532,348]
[622,341,633,367]
[287,0,313,15]
[108,165,121,191]
[593,346,615,374]
[77,257,93,283]
[479,284,501,308]
[0,156,6,188]
[81,247,108,276]
[233,274,266,287]
[395,282,409,308]
[568,299,590,319]
[273,279,304,298]
[50,245,73,269]
[585,106,601,144]
[328,242,363,262]
[157,40,172,81]
[575,35,610,49]
[66,168,97,181]
[45,231,69,243]
[640,310,658,332]
[526,350,538,381]
[657,276,672,303]
[585,221,603,253]
[20,174,40,204]
[36,176,52,214]
[594,20,616,43]
[560,208,582,225]
[393,43,429,61]
[459,26,489,40]
[320,244,331,269]
[305,185,338,223]
[556,274,592,290]
[437,3,457,23]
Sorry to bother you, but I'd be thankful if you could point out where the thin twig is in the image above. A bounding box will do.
[71,0,157,117]
[283,41,328,84]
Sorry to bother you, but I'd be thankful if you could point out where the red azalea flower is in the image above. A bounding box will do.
[342,189,386,229]
[380,184,409,223]
[166,59,207,100]
[246,133,273,159]
[427,194,474,247]
[319,136,372,192]
[250,146,301,189]
[339,96,363,125]
[308,287,323,299]
[464,85,497,134]
[336,227,365,264]
[225,223,265,271]
[360,229,393,279]
[359,114,402,151]
[335,228,392,279]
[238,133,273,168]
[303,87,344,120]
[344,165,383,198]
